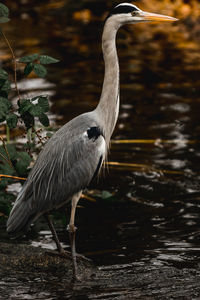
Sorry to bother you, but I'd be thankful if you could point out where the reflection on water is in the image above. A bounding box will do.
[1,0,200,297]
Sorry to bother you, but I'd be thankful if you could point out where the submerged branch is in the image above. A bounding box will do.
[111,139,197,145]
[106,161,185,175]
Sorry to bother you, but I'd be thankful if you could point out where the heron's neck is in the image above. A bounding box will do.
[96,20,120,145]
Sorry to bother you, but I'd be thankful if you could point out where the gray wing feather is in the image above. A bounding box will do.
[7,112,106,233]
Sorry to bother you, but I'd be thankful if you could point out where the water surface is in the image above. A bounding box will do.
[1,0,200,298]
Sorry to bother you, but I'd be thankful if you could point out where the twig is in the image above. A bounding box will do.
[0,135,13,168]
[0,174,26,181]
[32,127,45,145]
[0,28,21,101]
[0,151,10,165]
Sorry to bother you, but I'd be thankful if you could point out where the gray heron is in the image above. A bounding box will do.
[7,3,177,280]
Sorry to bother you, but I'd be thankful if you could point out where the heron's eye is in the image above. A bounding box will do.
[131,11,138,16]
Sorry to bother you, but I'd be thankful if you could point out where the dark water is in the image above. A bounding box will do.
[1,0,200,298]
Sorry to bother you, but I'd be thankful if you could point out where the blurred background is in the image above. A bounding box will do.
[0,0,200,269]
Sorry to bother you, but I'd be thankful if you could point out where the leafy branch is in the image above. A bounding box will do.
[0,28,20,101]
[0,2,60,217]
[19,54,59,78]
[0,2,60,140]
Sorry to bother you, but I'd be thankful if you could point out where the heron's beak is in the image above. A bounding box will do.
[138,11,178,22]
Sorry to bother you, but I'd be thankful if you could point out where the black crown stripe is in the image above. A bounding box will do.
[111,4,139,15]
[105,4,139,22]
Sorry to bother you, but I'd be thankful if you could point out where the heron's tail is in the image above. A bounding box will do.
[7,187,37,236]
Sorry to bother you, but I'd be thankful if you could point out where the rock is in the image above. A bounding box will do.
[0,242,94,280]
[1,242,200,299]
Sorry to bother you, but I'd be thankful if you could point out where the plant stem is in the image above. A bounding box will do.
[27,128,32,144]
[0,28,21,101]
[6,125,10,143]
[0,152,10,165]
[32,127,45,145]
[0,135,13,168]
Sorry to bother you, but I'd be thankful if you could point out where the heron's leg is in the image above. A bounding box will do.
[45,214,69,255]
[67,191,82,280]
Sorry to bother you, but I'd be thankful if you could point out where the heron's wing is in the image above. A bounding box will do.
[7,113,106,234]
[17,115,106,214]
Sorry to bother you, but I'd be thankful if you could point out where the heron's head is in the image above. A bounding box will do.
[106,3,178,27]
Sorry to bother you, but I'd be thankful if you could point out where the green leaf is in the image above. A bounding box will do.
[19,54,39,63]
[0,69,8,79]
[0,78,9,97]
[15,151,32,176]
[46,132,53,138]
[0,89,8,98]
[21,111,34,129]
[38,96,49,112]
[0,79,11,92]
[101,190,113,199]
[0,96,11,109]
[6,113,18,129]
[0,3,9,18]
[23,142,36,151]
[0,144,16,184]
[24,62,34,76]
[29,104,43,117]
[0,114,5,123]
[39,55,59,64]
[0,17,9,23]
[18,151,32,164]
[1,144,18,161]
[0,97,11,121]
[18,99,33,114]
[0,192,14,217]
[39,113,49,127]
[33,64,47,78]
